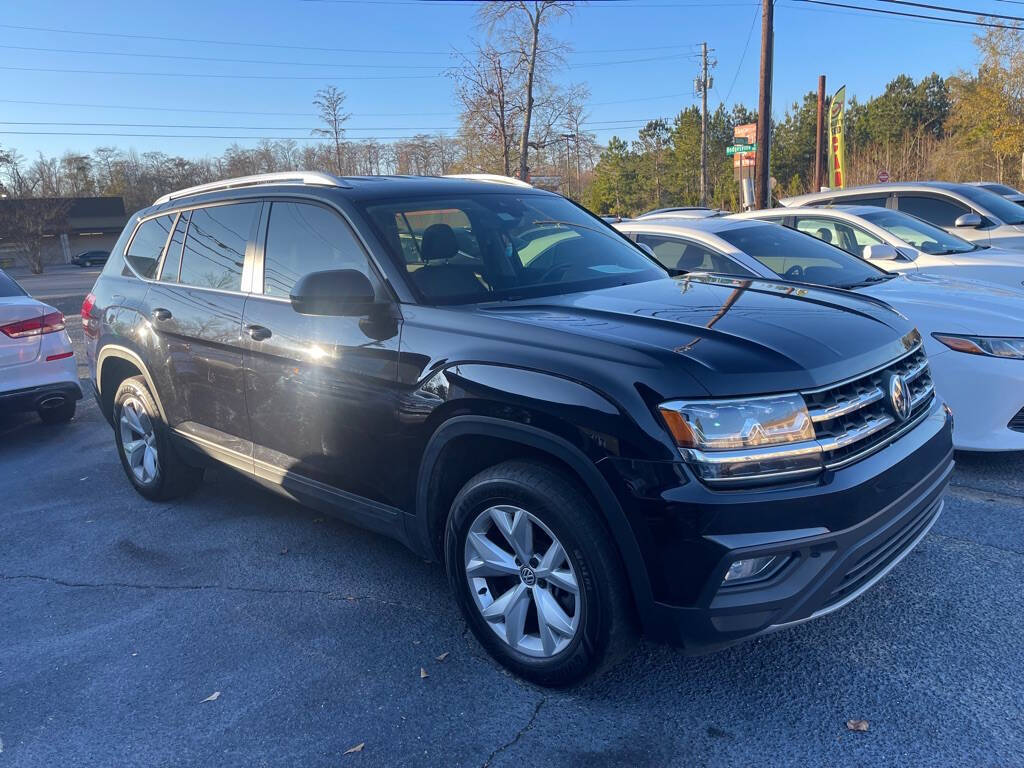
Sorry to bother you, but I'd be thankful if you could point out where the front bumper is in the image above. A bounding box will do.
[928,348,1024,451]
[631,399,954,652]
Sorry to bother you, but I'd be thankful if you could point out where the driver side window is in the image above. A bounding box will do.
[793,217,882,257]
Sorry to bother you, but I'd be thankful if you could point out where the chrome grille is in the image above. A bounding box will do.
[803,345,934,469]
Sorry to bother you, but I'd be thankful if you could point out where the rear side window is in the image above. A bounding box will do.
[635,233,753,276]
[262,202,375,297]
[159,213,188,283]
[125,214,175,279]
[178,203,259,292]
[792,216,882,257]
[897,195,969,227]
[0,270,26,297]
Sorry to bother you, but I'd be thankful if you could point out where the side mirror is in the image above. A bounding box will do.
[290,269,376,316]
[863,243,901,261]
[954,213,982,228]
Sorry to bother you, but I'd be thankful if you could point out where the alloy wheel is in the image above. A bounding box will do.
[119,396,159,485]
[464,504,581,658]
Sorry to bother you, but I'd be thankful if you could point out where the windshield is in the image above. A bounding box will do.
[860,209,980,255]
[717,223,893,289]
[359,192,665,305]
[955,184,1024,224]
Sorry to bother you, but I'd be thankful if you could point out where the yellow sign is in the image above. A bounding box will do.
[828,86,846,189]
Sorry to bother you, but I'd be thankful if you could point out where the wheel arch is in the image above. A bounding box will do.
[96,344,167,425]
[414,415,655,615]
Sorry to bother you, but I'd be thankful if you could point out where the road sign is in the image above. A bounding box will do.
[726,143,756,156]
[878,170,890,183]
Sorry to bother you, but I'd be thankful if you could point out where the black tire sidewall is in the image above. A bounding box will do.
[445,468,615,686]
[112,377,173,500]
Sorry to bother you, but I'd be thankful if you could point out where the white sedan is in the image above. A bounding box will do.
[617,216,1024,451]
[0,268,81,423]
[732,205,1024,291]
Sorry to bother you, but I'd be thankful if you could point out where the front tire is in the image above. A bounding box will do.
[445,460,635,687]
[113,375,202,501]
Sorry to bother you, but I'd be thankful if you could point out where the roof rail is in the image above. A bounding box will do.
[443,173,533,189]
[152,171,350,206]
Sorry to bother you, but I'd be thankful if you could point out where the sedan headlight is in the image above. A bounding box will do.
[932,333,1024,359]
[658,394,822,485]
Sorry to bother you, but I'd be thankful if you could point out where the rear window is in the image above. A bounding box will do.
[0,269,26,297]
[178,203,259,292]
[125,214,175,279]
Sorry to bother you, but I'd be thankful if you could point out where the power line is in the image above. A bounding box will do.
[792,0,1024,29]
[0,65,438,81]
[0,21,704,57]
[0,42,697,72]
[876,0,1024,22]
[724,1,761,104]
[0,118,664,131]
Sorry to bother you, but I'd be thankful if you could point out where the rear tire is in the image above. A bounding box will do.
[113,375,202,501]
[445,459,635,687]
[38,400,75,424]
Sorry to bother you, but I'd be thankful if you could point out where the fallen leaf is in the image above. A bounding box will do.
[280,547,288,555]
[846,719,869,732]
[312,517,325,523]
[435,652,449,662]
[201,691,221,703]
[344,742,364,755]
[420,667,429,679]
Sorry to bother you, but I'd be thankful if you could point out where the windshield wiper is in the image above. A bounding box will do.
[836,274,895,289]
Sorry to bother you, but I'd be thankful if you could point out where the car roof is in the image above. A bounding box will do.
[617,215,768,235]
[150,172,549,209]
[781,180,973,206]
[738,204,885,218]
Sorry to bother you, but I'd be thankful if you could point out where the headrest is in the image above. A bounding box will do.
[815,227,833,244]
[421,223,458,262]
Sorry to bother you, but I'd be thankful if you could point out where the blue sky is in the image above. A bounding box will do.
[0,0,1000,161]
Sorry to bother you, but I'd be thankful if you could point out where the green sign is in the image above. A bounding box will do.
[726,143,756,156]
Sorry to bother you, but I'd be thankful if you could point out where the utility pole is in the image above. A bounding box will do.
[699,42,709,207]
[814,75,826,192]
[560,133,573,198]
[754,0,774,209]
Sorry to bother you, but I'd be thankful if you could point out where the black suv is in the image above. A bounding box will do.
[85,173,954,685]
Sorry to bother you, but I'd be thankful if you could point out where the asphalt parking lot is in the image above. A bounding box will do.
[2,273,1023,767]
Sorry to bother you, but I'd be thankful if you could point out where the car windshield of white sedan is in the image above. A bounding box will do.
[860,210,980,255]
[717,224,895,289]
[361,193,665,304]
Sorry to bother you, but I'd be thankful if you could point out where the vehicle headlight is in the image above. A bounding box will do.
[932,333,1024,359]
[658,394,822,485]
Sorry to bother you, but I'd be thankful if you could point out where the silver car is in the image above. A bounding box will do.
[780,181,1024,251]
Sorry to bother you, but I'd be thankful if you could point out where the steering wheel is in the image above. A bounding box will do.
[784,264,804,279]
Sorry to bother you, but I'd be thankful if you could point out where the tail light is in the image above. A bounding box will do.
[0,310,66,338]
[81,292,98,337]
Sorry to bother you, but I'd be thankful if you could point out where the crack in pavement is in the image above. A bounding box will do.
[481,696,546,768]
[0,573,432,612]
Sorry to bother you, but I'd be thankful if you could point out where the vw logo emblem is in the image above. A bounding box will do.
[888,374,911,422]
[519,566,537,587]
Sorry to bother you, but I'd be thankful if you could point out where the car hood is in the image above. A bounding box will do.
[479,275,919,397]
[858,273,1024,343]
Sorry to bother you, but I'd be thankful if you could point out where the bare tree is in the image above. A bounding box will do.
[451,44,523,176]
[312,86,351,175]
[479,1,572,180]
[0,197,73,274]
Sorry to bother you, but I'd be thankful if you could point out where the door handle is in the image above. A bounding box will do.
[152,307,172,321]
[246,324,272,341]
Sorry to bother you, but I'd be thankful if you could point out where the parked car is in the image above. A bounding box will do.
[86,172,953,685]
[733,205,1024,290]
[781,181,1024,250]
[0,267,81,423]
[637,206,724,219]
[617,216,1024,451]
[967,181,1024,206]
[71,250,110,267]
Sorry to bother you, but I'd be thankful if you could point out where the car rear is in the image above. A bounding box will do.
[0,269,81,421]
